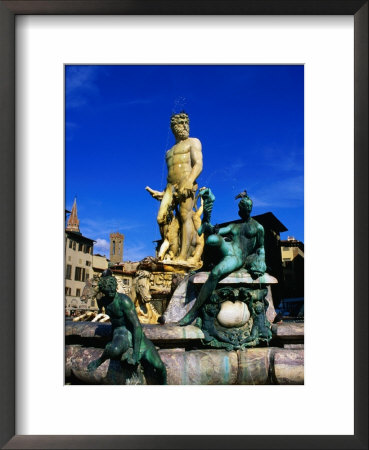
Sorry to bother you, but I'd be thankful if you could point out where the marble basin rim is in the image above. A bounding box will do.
[191,269,278,285]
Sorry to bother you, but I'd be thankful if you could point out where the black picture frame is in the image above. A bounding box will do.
[0,1,367,449]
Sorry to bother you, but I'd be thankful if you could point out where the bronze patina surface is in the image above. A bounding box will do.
[180,189,267,327]
[86,270,167,384]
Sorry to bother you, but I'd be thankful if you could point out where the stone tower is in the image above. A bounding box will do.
[66,198,80,233]
[110,232,124,264]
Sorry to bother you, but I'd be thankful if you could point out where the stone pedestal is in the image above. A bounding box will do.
[65,321,304,385]
[163,269,278,324]
[66,343,304,385]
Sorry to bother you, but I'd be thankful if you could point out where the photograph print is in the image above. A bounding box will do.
[65,65,304,385]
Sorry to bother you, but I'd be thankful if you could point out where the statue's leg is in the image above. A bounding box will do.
[187,233,204,265]
[158,239,170,260]
[244,326,259,343]
[141,340,167,384]
[168,217,180,258]
[177,196,195,261]
[179,256,242,326]
[87,330,130,372]
[87,341,120,372]
[157,187,173,232]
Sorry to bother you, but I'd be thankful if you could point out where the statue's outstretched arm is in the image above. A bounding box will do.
[145,186,164,200]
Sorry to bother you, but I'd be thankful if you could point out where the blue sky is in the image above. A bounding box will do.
[65,65,304,261]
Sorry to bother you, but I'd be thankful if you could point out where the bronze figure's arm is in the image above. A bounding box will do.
[121,295,143,364]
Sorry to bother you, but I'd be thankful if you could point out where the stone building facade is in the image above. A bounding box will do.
[65,231,95,314]
[92,254,109,276]
[65,199,96,315]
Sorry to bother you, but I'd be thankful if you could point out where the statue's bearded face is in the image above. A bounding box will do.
[171,114,189,140]
[98,276,117,298]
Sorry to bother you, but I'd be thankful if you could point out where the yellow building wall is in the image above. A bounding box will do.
[65,235,93,311]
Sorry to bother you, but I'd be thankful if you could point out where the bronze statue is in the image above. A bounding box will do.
[87,270,167,384]
[244,289,272,344]
[180,188,267,326]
